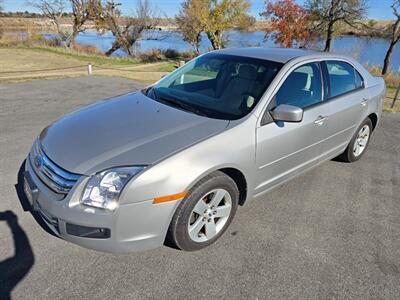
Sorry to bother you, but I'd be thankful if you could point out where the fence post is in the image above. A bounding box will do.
[391,84,400,109]
[87,63,92,76]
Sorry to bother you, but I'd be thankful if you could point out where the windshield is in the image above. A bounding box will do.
[144,53,283,120]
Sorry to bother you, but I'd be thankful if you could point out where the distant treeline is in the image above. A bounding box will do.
[0,11,75,18]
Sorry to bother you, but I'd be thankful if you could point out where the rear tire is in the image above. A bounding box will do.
[338,118,373,162]
[167,171,239,251]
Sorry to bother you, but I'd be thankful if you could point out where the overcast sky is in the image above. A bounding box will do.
[2,0,396,20]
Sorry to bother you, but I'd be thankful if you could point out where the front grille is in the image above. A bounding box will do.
[30,140,81,194]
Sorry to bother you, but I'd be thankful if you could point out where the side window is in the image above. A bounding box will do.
[326,61,363,97]
[275,62,322,109]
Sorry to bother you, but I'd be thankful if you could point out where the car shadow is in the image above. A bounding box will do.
[0,210,35,300]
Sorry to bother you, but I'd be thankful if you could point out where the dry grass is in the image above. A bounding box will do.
[72,44,103,55]
[0,47,176,83]
[368,65,400,88]
[367,66,400,112]
[385,86,400,113]
[139,48,196,62]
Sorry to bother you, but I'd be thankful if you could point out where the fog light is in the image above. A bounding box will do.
[66,223,110,239]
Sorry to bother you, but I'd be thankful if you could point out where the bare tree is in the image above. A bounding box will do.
[0,0,4,38]
[306,0,368,51]
[90,0,164,57]
[382,1,400,75]
[28,0,66,41]
[69,0,90,47]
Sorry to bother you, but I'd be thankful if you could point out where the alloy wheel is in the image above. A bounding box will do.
[353,124,370,157]
[187,188,232,243]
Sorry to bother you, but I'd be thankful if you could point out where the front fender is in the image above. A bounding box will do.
[120,115,258,205]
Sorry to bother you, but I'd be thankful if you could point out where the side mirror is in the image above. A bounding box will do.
[270,104,303,123]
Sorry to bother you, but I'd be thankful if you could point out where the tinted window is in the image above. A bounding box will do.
[326,61,363,97]
[145,54,283,120]
[275,62,322,109]
[173,58,221,85]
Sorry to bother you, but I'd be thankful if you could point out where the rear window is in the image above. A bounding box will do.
[325,61,364,98]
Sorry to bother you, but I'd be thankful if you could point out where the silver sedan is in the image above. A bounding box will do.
[23,48,386,252]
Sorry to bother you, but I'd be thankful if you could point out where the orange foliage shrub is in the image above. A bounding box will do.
[260,0,311,48]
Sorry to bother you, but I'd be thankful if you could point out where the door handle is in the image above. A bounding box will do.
[314,115,327,125]
[361,98,368,106]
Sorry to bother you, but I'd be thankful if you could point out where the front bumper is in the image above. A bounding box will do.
[24,159,179,253]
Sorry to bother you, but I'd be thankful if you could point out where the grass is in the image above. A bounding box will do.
[367,65,400,112]
[0,46,176,83]
[0,45,398,112]
[385,86,400,113]
[28,46,143,66]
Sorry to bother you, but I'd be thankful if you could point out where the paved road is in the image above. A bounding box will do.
[1,76,400,300]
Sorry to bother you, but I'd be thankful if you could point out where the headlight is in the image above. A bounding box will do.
[81,166,145,211]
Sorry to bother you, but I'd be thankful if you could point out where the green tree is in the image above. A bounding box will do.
[176,0,252,51]
[306,0,368,51]
[201,0,252,50]
[176,0,204,54]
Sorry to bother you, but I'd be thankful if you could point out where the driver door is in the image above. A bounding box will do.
[254,62,330,194]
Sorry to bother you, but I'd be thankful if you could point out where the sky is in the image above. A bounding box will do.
[2,0,396,20]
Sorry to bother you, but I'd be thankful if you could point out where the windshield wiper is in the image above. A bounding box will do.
[151,89,207,117]
[161,97,208,117]
[147,87,208,117]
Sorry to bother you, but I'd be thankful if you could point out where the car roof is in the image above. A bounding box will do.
[212,47,347,64]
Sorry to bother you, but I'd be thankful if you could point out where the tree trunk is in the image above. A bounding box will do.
[105,42,121,56]
[193,32,201,54]
[125,45,134,57]
[382,19,400,75]
[382,41,396,75]
[206,31,222,50]
[324,22,334,52]
[206,32,217,50]
[54,22,63,43]
[69,29,78,48]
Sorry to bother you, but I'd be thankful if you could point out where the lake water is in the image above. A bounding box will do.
[63,30,400,71]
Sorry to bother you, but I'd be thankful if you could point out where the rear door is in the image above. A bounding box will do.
[255,62,330,194]
[321,60,370,158]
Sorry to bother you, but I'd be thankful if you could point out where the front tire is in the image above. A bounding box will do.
[339,118,373,162]
[167,171,239,251]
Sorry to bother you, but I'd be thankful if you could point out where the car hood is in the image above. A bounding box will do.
[39,92,229,175]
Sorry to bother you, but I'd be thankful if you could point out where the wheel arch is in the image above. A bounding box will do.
[367,113,378,131]
[218,168,248,206]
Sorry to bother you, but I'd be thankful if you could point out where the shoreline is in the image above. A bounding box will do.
[0,17,393,40]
